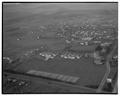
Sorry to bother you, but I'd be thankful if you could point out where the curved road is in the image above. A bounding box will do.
[96,42,117,93]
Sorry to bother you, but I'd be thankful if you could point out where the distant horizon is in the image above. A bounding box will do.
[3,2,117,10]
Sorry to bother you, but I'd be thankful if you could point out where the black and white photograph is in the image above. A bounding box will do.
[2,2,118,94]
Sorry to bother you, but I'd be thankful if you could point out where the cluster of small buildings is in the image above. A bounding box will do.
[93,42,112,65]
[3,57,12,63]
[39,52,57,61]
[60,53,81,59]
[39,51,94,61]
[4,77,31,93]
[24,48,39,57]
[110,55,118,67]
[54,21,115,47]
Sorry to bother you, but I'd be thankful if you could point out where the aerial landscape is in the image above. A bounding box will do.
[2,2,118,93]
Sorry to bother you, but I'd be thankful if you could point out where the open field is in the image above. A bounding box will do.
[14,57,106,86]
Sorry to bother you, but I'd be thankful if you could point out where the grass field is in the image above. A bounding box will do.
[13,56,106,87]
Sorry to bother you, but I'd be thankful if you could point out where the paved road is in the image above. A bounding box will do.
[96,43,117,93]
